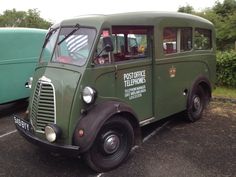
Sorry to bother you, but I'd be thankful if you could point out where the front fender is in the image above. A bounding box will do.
[73,101,138,153]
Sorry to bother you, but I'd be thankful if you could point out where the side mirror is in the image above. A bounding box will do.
[103,36,113,52]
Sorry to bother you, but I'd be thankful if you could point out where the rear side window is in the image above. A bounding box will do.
[194,28,212,50]
[163,27,192,54]
[163,28,177,54]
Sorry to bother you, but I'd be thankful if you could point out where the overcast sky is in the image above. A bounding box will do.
[0,0,223,23]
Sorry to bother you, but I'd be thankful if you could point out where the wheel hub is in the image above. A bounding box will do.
[103,134,120,154]
[193,96,201,111]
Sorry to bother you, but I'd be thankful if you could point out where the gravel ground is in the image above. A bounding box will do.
[104,101,236,177]
[0,100,235,177]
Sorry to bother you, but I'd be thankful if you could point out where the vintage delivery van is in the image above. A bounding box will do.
[14,12,216,172]
[0,28,46,104]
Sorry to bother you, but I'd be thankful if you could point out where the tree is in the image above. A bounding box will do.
[0,9,27,27]
[178,0,236,50]
[178,5,195,14]
[213,0,236,17]
[0,8,52,29]
[202,0,236,50]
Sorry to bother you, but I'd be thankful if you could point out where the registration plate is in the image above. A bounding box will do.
[14,116,31,131]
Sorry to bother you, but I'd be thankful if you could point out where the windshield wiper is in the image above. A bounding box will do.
[57,24,80,45]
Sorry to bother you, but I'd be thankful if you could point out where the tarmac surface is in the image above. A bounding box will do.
[0,100,235,177]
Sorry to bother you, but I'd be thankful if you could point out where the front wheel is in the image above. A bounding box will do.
[84,116,134,172]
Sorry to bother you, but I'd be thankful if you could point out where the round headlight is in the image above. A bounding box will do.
[45,124,61,143]
[82,86,96,104]
[45,125,56,142]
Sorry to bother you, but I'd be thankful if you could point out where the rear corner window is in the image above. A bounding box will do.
[194,28,212,50]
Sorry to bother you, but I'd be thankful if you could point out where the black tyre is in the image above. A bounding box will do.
[185,85,207,122]
[84,116,134,172]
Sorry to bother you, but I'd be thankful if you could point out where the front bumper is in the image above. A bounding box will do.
[14,115,80,155]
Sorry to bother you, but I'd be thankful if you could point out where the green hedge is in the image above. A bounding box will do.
[216,50,236,87]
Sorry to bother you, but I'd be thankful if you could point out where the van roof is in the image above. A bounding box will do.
[0,27,47,34]
[58,11,213,29]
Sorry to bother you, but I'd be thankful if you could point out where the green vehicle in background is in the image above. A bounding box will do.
[14,12,216,172]
[0,28,46,104]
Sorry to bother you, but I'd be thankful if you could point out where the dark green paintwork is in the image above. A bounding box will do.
[0,28,47,104]
[29,12,216,145]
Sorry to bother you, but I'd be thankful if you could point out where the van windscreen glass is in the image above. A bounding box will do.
[40,27,96,66]
[40,28,59,62]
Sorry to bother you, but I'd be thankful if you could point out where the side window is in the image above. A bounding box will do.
[94,30,112,65]
[163,28,177,54]
[194,28,212,50]
[112,34,125,54]
[180,28,192,51]
[163,27,192,54]
[112,26,152,62]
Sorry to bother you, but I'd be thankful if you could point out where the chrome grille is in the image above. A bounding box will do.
[31,80,55,133]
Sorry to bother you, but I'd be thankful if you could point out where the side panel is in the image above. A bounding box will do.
[115,59,153,121]
[0,30,46,104]
[153,18,216,120]
[154,54,215,119]
[0,62,36,103]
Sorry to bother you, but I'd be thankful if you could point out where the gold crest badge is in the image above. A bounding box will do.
[169,66,176,78]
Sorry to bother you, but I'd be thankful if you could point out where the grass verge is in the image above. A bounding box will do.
[213,87,236,99]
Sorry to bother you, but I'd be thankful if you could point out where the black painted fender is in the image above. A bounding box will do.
[73,101,139,153]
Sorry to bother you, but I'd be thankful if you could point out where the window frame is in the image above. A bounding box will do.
[194,28,212,51]
[163,27,193,55]
[111,26,153,63]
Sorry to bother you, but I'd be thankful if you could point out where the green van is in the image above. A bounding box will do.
[14,12,216,172]
[0,28,46,104]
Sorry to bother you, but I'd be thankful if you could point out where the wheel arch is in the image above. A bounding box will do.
[73,101,141,153]
[189,75,212,102]
[184,75,212,122]
[198,80,212,102]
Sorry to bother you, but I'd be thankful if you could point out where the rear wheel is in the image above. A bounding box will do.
[84,116,134,172]
[185,85,208,122]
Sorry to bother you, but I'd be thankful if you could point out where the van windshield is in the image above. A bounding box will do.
[40,28,59,62]
[40,27,96,66]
